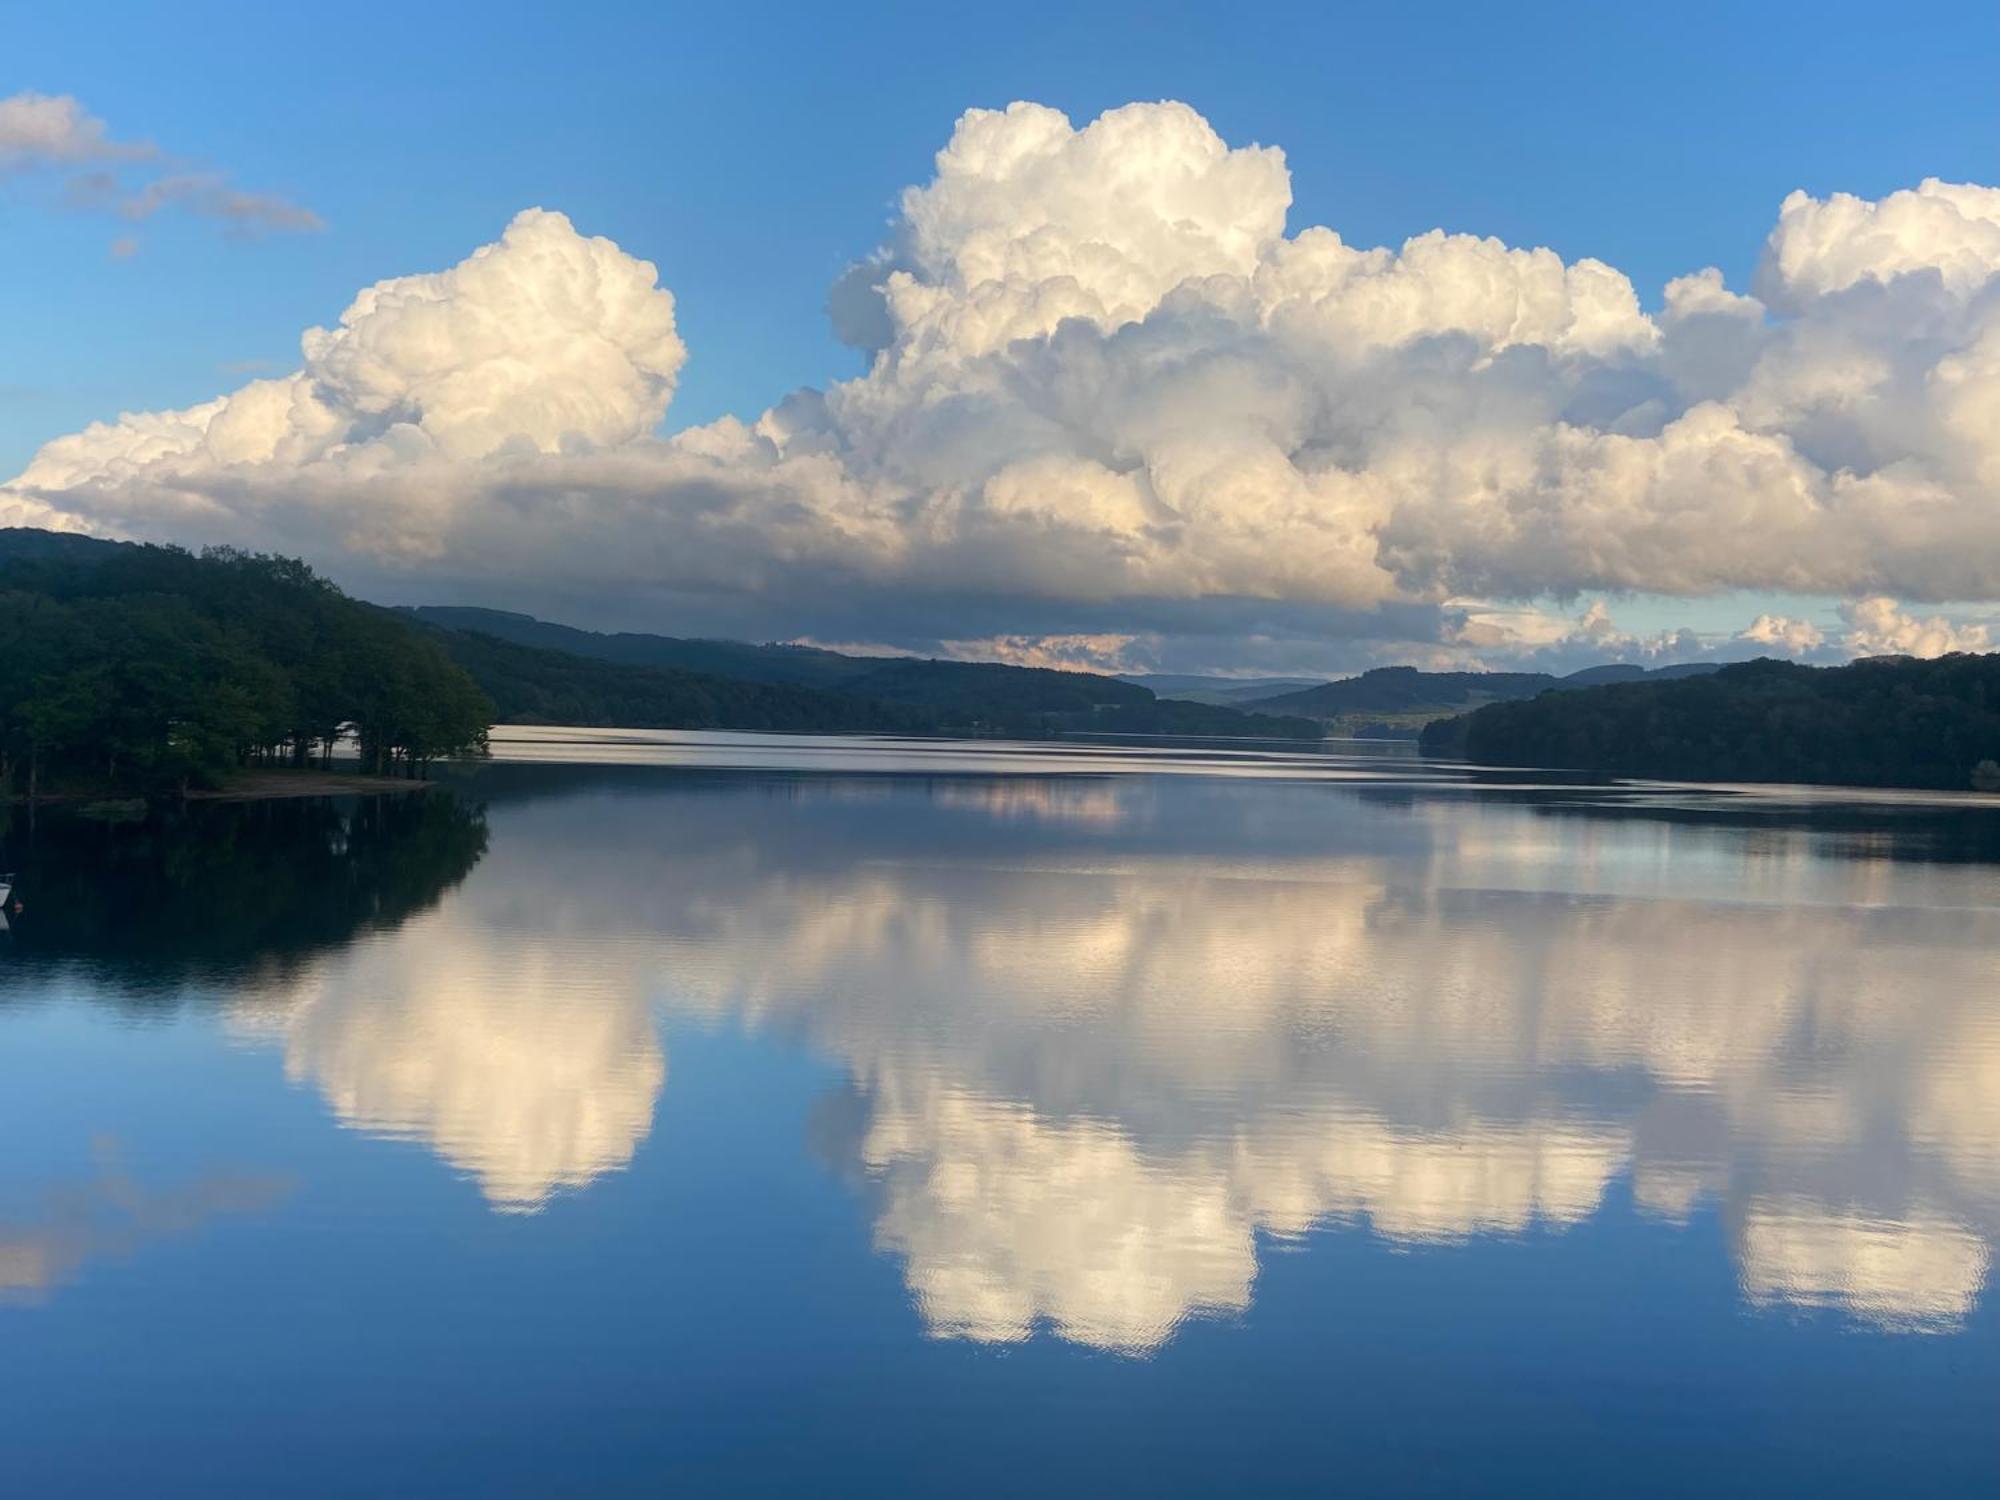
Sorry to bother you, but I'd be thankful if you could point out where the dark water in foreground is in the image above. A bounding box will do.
[3,729,1999,1496]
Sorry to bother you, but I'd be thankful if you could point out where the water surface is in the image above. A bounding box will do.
[4,731,1998,1495]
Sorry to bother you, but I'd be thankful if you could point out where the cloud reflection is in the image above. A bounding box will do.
[1737,1206,1991,1331]
[0,1140,291,1304]
[224,770,2000,1346]
[235,915,665,1212]
[616,778,2000,1345]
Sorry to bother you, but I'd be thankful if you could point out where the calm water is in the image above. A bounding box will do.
[4,729,1999,1496]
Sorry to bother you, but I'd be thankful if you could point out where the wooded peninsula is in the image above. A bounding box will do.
[0,531,490,797]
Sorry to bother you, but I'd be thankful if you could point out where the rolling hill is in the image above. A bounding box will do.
[1258,662,1722,737]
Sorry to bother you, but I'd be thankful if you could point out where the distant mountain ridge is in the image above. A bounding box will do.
[1256,661,1722,735]
[404,604,1324,738]
[1117,673,1324,706]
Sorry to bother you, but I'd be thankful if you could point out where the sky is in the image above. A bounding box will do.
[5,1,2000,676]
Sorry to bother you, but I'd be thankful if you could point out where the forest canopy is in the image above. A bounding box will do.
[0,531,491,795]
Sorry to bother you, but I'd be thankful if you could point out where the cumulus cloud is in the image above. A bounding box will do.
[1759,180,2000,304]
[939,632,1141,672]
[0,89,319,250]
[17,209,683,498]
[11,99,2000,667]
[1741,611,1827,655]
[1839,595,1991,657]
[1731,596,1992,662]
[1444,596,1711,672]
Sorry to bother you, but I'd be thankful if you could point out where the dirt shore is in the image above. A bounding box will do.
[184,769,435,801]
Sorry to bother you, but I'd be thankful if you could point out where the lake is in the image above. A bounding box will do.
[4,729,1998,1496]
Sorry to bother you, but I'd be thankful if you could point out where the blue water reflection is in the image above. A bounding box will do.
[2,730,1997,1495]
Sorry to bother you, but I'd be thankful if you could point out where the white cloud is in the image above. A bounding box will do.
[1760,179,2000,303]
[10,100,2000,666]
[15,209,683,494]
[0,91,154,170]
[877,99,1289,357]
[0,89,318,249]
[1447,596,1708,670]
[939,632,1140,673]
[113,171,324,235]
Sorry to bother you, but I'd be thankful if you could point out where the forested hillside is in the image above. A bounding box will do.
[428,625,1323,738]
[408,604,1156,712]
[1259,662,1722,736]
[1420,654,2000,791]
[429,628,935,734]
[408,605,870,687]
[408,603,1322,737]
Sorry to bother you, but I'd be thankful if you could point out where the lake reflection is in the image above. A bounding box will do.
[4,734,1999,1494]
[449,757,2000,1348]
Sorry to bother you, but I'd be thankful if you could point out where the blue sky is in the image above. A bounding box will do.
[9,1,1998,470]
[5,2,2000,671]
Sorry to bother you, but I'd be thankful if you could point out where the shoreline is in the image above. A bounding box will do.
[8,769,435,807]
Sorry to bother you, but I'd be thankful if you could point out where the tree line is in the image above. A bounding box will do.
[429,622,1322,739]
[1420,653,2000,792]
[0,533,491,796]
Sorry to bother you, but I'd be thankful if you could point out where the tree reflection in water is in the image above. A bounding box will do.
[0,791,489,997]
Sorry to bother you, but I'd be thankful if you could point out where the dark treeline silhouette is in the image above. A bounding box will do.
[1421,654,2000,791]
[0,530,491,794]
[0,791,489,996]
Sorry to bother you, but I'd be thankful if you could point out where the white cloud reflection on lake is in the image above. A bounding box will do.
[225,756,2000,1347]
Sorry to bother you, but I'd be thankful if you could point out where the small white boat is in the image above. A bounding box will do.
[0,874,12,905]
